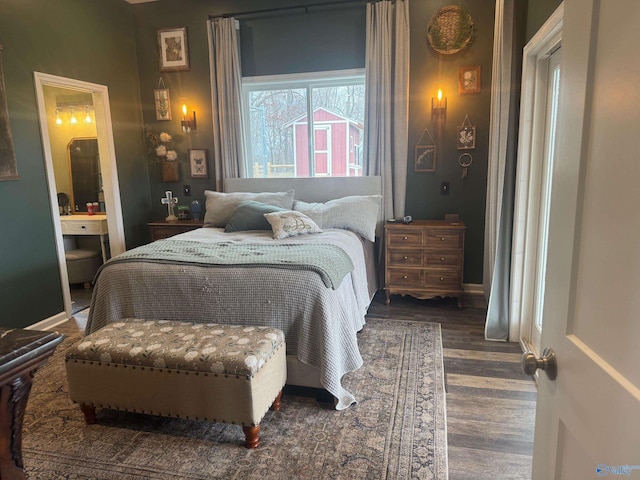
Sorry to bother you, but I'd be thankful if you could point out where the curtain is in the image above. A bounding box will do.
[208,18,246,192]
[363,0,410,220]
[484,0,520,341]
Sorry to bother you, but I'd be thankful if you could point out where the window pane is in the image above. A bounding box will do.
[243,72,365,178]
[311,85,365,176]
[247,88,307,178]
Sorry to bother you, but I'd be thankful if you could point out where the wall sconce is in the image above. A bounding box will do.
[431,88,447,120]
[181,102,196,133]
[55,108,63,126]
[84,106,93,124]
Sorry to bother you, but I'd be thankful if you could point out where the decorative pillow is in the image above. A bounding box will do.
[263,210,323,240]
[293,195,381,241]
[224,200,287,232]
[204,190,295,227]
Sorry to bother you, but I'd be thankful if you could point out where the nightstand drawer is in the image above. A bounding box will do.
[387,230,422,247]
[425,230,463,249]
[424,252,462,268]
[388,250,422,266]
[423,270,461,288]
[388,269,422,286]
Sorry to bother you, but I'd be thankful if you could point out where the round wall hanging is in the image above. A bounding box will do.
[427,5,475,55]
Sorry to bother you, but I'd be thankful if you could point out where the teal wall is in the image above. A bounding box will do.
[0,0,149,328]
[526,0,563,42]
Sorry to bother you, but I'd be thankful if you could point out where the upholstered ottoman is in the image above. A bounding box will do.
[65,319,286,448]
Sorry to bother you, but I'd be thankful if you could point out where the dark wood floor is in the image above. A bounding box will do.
[63,292,535,480]
[367,292,536,480]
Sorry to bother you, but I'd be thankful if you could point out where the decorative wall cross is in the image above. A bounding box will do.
[161,190,178,221]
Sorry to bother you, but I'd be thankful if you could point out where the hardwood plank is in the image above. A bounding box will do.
[446,373,537,393]
[444,348,522,363]
[448,446,533,480]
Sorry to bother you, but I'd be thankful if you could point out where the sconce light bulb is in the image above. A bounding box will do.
[182,104,188,118]
[437,89,443,102]
[55,113,62,126]
[84,107,92,124]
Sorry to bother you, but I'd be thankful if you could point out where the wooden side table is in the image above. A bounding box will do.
[384,220,466,307]
[147,219,205,241]
[0,329,63,479]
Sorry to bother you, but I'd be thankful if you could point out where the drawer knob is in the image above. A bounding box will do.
[403,236,408,240]
[81,225,86,229]
[440,237,445,241]
[403,275,408,279]
[440,257,445,261]
[403,256,408,260]
[440,277,444,281]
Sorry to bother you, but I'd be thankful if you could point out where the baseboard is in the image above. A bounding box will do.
[462,283,487,308]
[26,312,70,332]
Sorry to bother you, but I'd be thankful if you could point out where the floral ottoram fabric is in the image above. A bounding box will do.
[66,319,285,377]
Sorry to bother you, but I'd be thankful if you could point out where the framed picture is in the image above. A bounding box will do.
[189,149,208,178]
[158,27,190,72]
[154,88,171,120]
[458,65,481,94]
[457,125,476,150]
[414,145,436,173]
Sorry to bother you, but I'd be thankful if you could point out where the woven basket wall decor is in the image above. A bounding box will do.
[427,5,475,55]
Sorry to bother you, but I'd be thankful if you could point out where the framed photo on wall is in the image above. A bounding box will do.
[414,145,436,173]
[189,149,208,178]
[458,65,481,94]
[158,27,190,72]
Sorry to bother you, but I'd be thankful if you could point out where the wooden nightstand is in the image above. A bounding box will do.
[147,219,204,241]
[384,220,466,307]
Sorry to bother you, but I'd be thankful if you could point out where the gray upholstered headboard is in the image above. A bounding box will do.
[223,176,382,203]
[223,176,383,235]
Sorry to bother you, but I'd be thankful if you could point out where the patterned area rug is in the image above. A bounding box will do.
[22,318,448,479]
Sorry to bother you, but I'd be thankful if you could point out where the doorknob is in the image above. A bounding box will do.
[521,347,557,380]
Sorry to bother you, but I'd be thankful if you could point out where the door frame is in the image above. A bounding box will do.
[510,4,563,354]
[33,72,126,317]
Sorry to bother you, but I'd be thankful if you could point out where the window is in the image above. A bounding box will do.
[242,70,365,178]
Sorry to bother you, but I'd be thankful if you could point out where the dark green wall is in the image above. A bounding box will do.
[0,0,149,328]
[133,0,496,284]
[526,0,563,42]
[407,0,495,284]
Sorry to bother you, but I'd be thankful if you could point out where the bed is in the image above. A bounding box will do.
[85,176,382,410]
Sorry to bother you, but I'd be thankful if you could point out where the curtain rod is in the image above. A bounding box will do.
[208,0,377,20]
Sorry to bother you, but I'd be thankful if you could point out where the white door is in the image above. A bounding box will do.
[530,0,640,478]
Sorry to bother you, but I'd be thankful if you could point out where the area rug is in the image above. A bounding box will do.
[22,318,448,479]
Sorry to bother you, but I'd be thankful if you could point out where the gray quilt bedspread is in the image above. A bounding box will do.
[85,227,372,410]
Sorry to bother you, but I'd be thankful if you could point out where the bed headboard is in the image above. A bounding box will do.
[223,176,383,235]
[223,176,382,203]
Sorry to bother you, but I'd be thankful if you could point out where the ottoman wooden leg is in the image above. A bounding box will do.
[242,425,260,449]
[80,404,97,424]
[270,390,283,411]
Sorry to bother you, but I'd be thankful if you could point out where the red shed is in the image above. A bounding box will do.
[284,107,363,177]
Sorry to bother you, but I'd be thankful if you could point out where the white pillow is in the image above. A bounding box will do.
[264,211,323,240]
[203,190,295,227]
[293,195,381,241]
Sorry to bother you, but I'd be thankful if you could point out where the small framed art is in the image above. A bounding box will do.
[154,88,171,120]
[458,65,481,94]
[414,145,436,173]
[189,149,208,178]
[158,27,190,72]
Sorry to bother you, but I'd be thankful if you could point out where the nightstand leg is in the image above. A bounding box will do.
[385,290,391,305]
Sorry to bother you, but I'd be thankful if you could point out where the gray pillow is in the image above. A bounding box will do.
[204,190,295,227]
[293,195,381,241]
[224,200,287,232]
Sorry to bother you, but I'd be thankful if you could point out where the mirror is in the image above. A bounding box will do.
[67,138,104,214]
